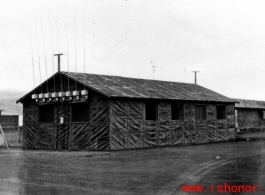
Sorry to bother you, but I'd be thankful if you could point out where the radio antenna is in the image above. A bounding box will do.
[83,0,86,89]
[56,11,63,92]
[28,19,36,94]
[40,12,48,93]
[74,11,77,90]
[34,14,42,94]
[65,3,70,91]
[49,10,56,92]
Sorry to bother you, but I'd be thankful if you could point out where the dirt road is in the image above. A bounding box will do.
[0,140,264,195]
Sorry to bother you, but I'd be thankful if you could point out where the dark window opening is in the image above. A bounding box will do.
[195,105,206,120]
[72,102,89,122]
[39,104,54,123]
[259,110,265,119]
[145,102,157,120]
[217,105,226,119]
[171,103,184,120]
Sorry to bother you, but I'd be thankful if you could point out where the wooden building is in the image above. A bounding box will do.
[0,110,19,131]
[17,72,236,151]
[234,99,265,131]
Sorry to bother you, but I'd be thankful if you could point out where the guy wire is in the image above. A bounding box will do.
[83,0,86,90]
[40,12,49,93]
[28,19,36,94]
[34,14,42,94]
[65,3,70,91]
[75,11,77,90]
[56,11,63,92]
[49,11,56,92]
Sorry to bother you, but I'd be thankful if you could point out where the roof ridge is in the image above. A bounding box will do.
[62,71,196,85]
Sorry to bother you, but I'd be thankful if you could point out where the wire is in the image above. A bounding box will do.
[56,12,60,54]
[49,11,56,92]
[56,11,63,92]
[28,19,36,94]
[83,0,86,90]
[34,14,42,94]
[65,3,70,91]
[40,12,48,93]
[75,11,77,90]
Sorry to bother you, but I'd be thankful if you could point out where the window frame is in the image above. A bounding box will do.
[216,105,226,120]
[38,104,54,123]
[144,101,158,121]
[259,110,265,120]
[171,103,184,121]
[71,102,89,123]
[195,104,206,120]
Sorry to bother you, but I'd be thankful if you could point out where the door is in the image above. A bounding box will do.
[56,103,70,150]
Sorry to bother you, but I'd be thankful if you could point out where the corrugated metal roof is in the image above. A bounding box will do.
[63,72,235,102]
[234,99,265,109]
[17,71,236,103]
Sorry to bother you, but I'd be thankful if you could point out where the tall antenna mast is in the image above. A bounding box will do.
[192,71,200,85]
[65,3,70,91]
[28,20,36,95]
[34,14,42,94]
[74,11,77,90]
[83,0,86,89]
[56,11,63,93]
[40,13,48,93]
[49,11,56,92]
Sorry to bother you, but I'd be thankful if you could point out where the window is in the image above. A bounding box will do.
[259,110,265,119]
[195,105,206,120]
[217,105,226,119]
[145,102,157,120]
[72,102,89,122]
[171,103,184,120]
[39,104,54,123]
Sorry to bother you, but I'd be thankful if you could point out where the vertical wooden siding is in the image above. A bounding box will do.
[110,99,235,150]
[22,83,111,151]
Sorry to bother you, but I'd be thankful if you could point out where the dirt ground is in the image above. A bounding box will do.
[0,140,264,195]
[2,130,22,147]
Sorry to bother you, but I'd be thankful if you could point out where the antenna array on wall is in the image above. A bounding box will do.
[30,3,88,103]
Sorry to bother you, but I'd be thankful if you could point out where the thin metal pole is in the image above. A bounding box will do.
[40,13,48,93]
[65,3,70,91]
[28,20,36,94]
[56,12,63,92]
[49,11,56,92]
[75,12,77,90]
[192,71,200,85]
[34,14,42,93]
[0,124,10,153]
[83,0,86,89]
[54,53,63,92]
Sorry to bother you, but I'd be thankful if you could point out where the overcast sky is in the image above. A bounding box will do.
[0,0,264,100]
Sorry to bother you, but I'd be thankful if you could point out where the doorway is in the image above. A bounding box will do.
[55,103,70,150]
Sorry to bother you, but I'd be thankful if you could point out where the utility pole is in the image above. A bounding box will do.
[54,53,63,72]
[192,71,199,84]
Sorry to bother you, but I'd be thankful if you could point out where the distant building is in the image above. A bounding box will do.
[234,99,265,131]
[17,72,236,151]
[0,110,21,131]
